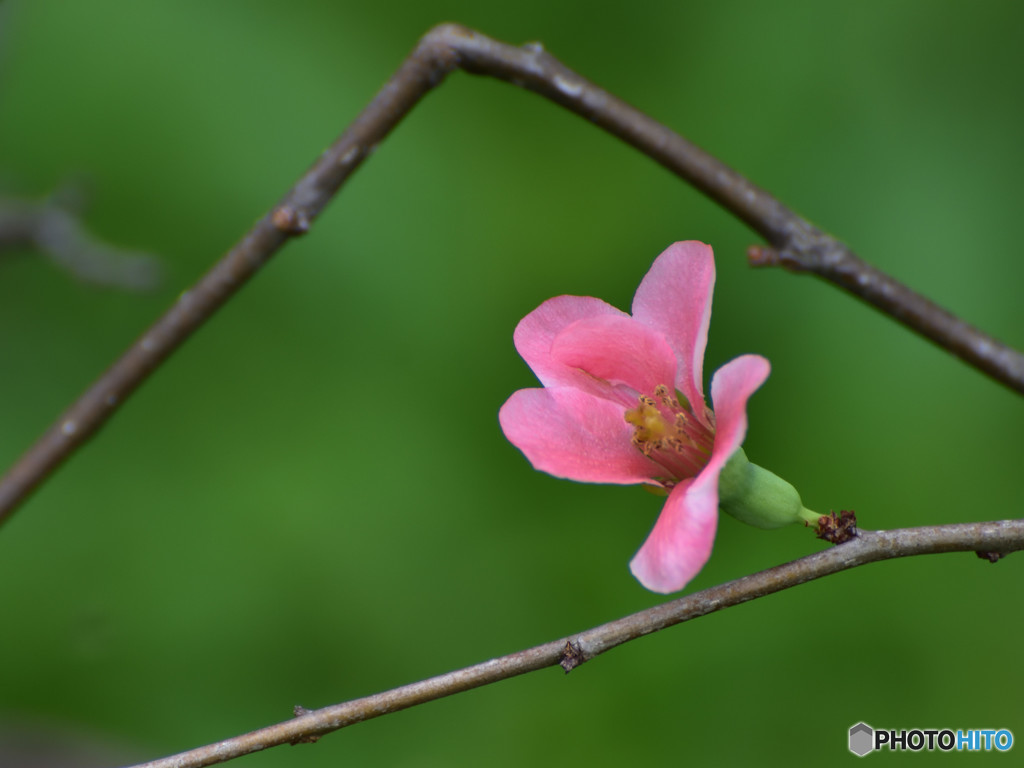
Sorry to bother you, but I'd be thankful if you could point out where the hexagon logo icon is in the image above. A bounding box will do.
[849,722,874,756]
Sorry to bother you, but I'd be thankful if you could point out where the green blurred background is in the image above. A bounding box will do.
[1,1,1022,765]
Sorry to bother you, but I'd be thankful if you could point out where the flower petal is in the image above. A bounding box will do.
[550,315,677,401]
[514,295,628,389]
[499,387,661,484]
[629,479,718,594]
[704,354,771,476]
[631,241,715,416]
[628,354,770,594]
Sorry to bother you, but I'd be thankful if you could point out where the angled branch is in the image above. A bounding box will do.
[128,520,1024,768]
[0,25,1019,528]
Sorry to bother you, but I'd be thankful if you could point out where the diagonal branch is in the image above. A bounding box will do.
[127,520,1024,768]
[1,23,1021,528]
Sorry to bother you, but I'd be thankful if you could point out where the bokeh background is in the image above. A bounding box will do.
[1,1,1022,765]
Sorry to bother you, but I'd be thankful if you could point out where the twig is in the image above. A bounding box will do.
[4,24,1018,768]
[126,520,1024,768]
[0,193,161,290]
[1,24,1021,527]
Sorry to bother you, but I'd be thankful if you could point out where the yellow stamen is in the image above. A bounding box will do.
[624,384,716,479]
[624,397,669,445]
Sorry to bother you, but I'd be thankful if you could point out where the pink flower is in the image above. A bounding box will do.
[499,241,770,594]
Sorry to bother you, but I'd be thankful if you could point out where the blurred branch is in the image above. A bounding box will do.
[129,519,1024,768]
[0,190,161,290]
[1,23,1021,526]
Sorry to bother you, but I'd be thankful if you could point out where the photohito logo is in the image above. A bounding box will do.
[849,722,1013,756]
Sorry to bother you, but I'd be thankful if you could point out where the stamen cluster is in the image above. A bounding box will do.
[625,384,715,482]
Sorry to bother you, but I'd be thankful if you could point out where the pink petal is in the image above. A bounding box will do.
[629,479,718,594]
[701,354,771,480]
[514,295,628,389]
[628,354,770,594]
[631,242,715,417]
[499,387,661,485]
[550,315,677,401]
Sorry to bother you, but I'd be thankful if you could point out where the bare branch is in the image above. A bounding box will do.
[1,24,1020,528]
[127,520,1024,768]
[0,193,161,290]
[445,29,1024,392]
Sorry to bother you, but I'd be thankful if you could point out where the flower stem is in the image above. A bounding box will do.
[798,507,822,526]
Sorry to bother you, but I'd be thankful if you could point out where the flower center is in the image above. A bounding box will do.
[624,384,715,483]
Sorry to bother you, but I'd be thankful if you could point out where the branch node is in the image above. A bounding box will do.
[975,550,1005,564]
[289,706,321,744]
[271,206,311,235]
[559,640,586,674]
[420,23,474,73]
[746,244,780,268]
[813,509,858,544]
[747,243,808,273]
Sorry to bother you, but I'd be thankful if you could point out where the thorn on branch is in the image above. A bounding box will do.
[559,640,586,674]
[813,510,858,544]
[289,705,321,744]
